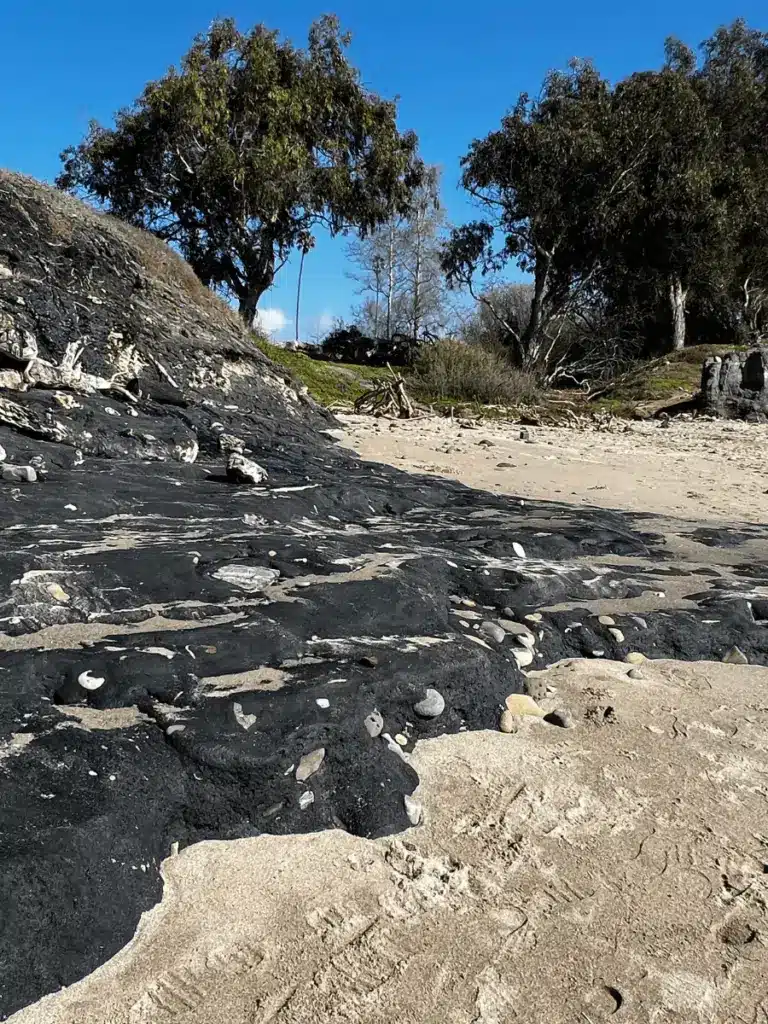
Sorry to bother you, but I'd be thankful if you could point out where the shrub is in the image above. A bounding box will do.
[413,340,540,405]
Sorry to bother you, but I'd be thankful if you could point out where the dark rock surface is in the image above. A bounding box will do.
[701,346,768,420]
[2,173,768,1019]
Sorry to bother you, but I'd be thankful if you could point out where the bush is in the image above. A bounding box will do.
[413,340,540,405]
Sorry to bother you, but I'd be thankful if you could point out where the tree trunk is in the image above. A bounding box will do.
[386,223,395,340]
[520,258,552,367]
[237,258,276,329]
[295,249,306,343]
[669,276,687,352]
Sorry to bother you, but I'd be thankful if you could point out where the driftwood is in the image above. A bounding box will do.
[354,366,415,419]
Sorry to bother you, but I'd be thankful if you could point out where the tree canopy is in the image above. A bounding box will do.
[57,15,424,324]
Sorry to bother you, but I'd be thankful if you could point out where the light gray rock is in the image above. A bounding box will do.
[227,452,268,485]
[0,444,5,462]
[722,645,749,665]
[512,647,534,668]
[364,710,384,737]
[212,564,279,592]
[481,621,506,644]
[2,464,36,483]
[413,688,445,718]
[296,747,325,782]
[232,702,257,731]
[404,794,422,825]
[544,708,575,729]
[608,627,625,643]
[497,619,534,638]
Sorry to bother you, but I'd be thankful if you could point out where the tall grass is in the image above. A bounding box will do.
[412,339,540,405]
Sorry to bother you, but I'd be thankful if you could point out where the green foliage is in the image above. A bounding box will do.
[253,338,392,406]
[413,340,540,406]
[57,16,423,324]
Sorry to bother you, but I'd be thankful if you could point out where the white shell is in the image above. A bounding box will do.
[77,671,105,691]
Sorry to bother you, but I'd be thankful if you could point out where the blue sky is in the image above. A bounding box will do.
[1,1,764,340]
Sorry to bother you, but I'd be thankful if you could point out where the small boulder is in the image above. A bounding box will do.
[2,464,37,483]
[413,688,445,719]
[227,452,268,485]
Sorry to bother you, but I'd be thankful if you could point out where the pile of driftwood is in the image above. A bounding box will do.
[354,367,415,418]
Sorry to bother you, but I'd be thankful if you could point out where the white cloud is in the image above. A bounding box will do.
[255,307,290,337]
[317,311,335,334]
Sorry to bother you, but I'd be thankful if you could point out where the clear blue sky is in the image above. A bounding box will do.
[1,0,764,340]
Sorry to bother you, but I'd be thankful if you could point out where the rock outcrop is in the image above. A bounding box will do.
[701,346,768,420]
[2,171,768,1019]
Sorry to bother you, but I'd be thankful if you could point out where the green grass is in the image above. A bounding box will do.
[254,338,393,406]
[590,344,746,416]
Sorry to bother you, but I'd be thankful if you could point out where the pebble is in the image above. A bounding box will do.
[512,542,526,559]
[232,702,257,730]
[608,627,625,643]
[497,619,534,638]
[2,465,37,483]
[519,428,530,441]
[722,645,749,665]
[0,444,5,462]
[544,709,575,729]
[499,709,517,733]
[165,724,185,735]
[514,633,536,650]
[226,452,268,485]
[627,668,644,680]
[315,698,330,709]
[364,710,384,737]
[413,688,445,718]
[504,693,545,717]
[299,791,315,810]
[404,795,422,825]
[525,612,543,623]
[512,648,534,668]
[77,670,105,691]
[394,733,408,747]
[625,652,646,665]
[598,615,616,626]
[360,655,379,667]
[481,621,506,644]
[296,747,325,782]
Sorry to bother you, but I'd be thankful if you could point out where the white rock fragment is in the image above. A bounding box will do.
[364,710,384,737]
[227,452,268,485]
[299,791,315,810]
[512,542,526,559]
[233,702,257,731]
[723,646,749,665]
[413,688,445,718]
[512,648,534,668]
[78,670,105,691]
[296,747,325,782]
[316,698,330,709]
[165,724,185,735]
[140,647,175,659]
[212,564,280,592]
[404,795,422,826]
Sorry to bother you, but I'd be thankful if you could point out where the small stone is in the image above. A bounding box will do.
[364,710,384,737]
[316,698,330,709]
[591,649,605,658]
[0,445,5,462]
[2,464,37,483]
[296,747,325,782]
[413,688,445,718]
[627,668,644,680]
[166,724,185,735]
[46,582,70,603]
[723,646,749,665]
[608,627,625,643]
[449,595,462,605]
[598,615,616,626]
[512,647,534,668]
[504,693,545,717]
[460,598,476,608]
[514,633,535,650]
[499,709,517,733]
[404,795,422,825]
[77,670,105,691]
[519,428,530,441]
[525,612,543,623]
[497,619,534,638]
[233,702,257,731]
[625,652,646,665]
[226,452,268,485]
[481,621,506,643]
[299,791,315,811]
[360,654,379,667]
[512,542,526,559]
[394,733,408,746]
[544,709,575,729]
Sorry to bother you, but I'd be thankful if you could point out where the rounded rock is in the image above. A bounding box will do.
[598,615,616,626]
[404,795,422,826]
[627,668,644,680]
[413,688,445,719]
[364,710,384,737]
[499,709,517,733]
[481,621,506,644]
[513,647,534,668]
[608,627,625,643]
[722,645,749,665]
[625,652,646,665]
[504,693,545,717]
